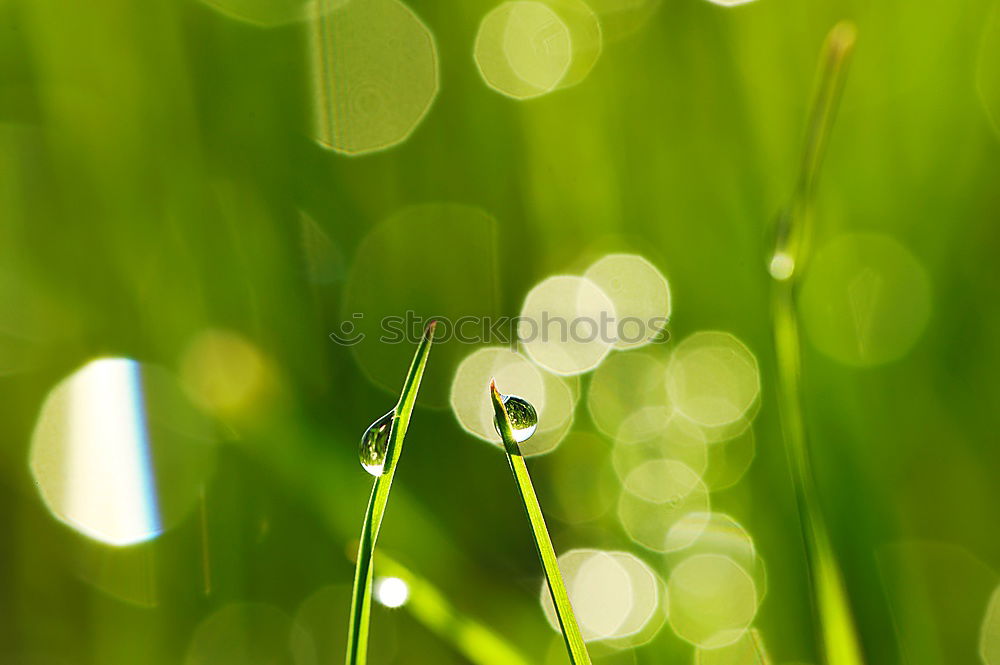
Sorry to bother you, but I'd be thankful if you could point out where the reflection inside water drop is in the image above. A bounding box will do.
[359,410,394,476]
[495,394,538,443]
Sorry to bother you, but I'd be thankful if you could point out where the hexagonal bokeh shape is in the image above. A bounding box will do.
[311,0,439,155]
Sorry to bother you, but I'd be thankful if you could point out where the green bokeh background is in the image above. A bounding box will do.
[2,0,999,663]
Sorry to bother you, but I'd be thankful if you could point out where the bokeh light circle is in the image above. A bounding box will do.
[668,554,758,649]
[474,2,570,99]
[618,461,710,552]
[503,2,572,91]
[665,512,767,598]
[612,413,709,483]
[451,347,545,439]
[30,358,217,547]
[624,459,698,504]
[522,371,578,456]
[799,233,932,367]
[584,254,671,349]
[540,549,663,642]
[375,577,409,608]
[475,0,602,99]
[613,405,674,445]
[519,275,616,375]
[546,0,603,90]
[665,331,760,434]
[311,0,438,155]
[587,351,669,440]
[180,329,273,418]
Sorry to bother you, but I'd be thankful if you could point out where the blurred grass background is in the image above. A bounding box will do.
[2,0,1000,663]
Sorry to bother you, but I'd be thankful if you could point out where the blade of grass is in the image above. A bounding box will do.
[346,321,437,665]
[768,22,867,665]
[490,379,592,665]
[371,550,534,665]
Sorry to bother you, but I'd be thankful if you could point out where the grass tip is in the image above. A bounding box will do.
[828,20,858,57]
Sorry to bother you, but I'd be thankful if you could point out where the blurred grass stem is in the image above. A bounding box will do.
[373,551,534,665]
[769,21,867,665]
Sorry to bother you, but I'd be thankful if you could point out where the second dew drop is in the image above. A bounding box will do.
[359,410,394,476]
[495,394,538,443]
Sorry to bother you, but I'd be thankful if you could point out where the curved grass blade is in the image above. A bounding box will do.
[346,321,436,665]
[490,379,592,665]
[372,550,534,665]
[768,22,867,665]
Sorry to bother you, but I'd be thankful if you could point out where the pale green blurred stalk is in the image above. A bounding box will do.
[768,21,867,665]
[374,551,533,665]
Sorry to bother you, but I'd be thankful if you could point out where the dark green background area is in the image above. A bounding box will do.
[2,0,999,663]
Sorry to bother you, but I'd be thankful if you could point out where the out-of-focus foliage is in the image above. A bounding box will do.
[1,0,999,663]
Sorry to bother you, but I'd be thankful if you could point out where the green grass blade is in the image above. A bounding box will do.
[346,321,437,665]
[771,21,857,280]
[374,551,534,665]
[490,380,592,665]
[769,22,867,665]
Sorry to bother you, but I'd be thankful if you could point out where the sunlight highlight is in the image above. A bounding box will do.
[375,577,410,608]
[30,358,160,546]
[30,359,217,548]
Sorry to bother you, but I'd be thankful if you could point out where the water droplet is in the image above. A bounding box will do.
[494,394,538,443]
[359,410,394,476]
[768,252,795,280]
